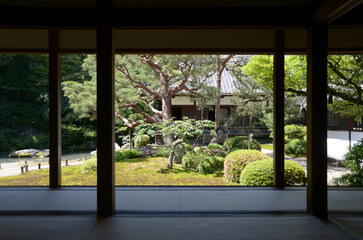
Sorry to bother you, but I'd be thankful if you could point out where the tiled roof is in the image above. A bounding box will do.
[205,70,238,95]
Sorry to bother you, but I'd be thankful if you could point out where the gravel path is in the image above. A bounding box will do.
[0,160,85,178]
[261,148,350,185]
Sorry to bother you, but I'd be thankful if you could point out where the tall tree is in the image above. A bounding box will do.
[215,55,234,130]
[63,54,216,145]
[242,55,363,122]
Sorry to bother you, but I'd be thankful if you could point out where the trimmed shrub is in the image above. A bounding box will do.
[284,124,306,143]
[224,150,271,183]
[183,143,193,153]
[182,151,201,171]
[207,143,224,151]
[344,139,363,174]
[115,149,142,162]
[206,143,227,157]
[240,159,306,186]
[198,156,224,175]
[152,147,171,158]
[333,173,363,187]
[134,134,150,147]
[334,139,363,187]
[182,151,224,175]
[81,158,97,174]
[285,139,307,157]
[223,136,261,152]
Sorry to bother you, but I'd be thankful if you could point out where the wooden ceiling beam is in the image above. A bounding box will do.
[0,7,312,28]
[313,0,363,24]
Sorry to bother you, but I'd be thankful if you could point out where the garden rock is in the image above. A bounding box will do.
[90,143,122,155]
[121,143,133,149]
[115,143,121,150]
[136,146,157,156]
[9,149,49,158]
[171,143,185,164]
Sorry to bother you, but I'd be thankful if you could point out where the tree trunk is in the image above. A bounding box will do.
[129,127,132,150]
[210,106,243,144]
[161,75,173,147]
[215,56,221,130]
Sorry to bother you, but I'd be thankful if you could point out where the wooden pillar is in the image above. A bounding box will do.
[348,117,353,148]
[48,30,61,188]
[97,22,115,215]
[307,24,328,218]
[273,30,285,189]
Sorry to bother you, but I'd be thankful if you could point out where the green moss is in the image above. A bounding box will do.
[0,157,237,186]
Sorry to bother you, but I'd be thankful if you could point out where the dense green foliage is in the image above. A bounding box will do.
[182,151,202,170]
[81,158,97,174]
[283,124,307,156]
[115,149,142,162]
[333,173,363,187]
[0,54,48,150]
[344,139,363,175]
[134,134,150,147]
[285,139,307,157]
[206,143,227,157]
[158,117,215,142]
[182,151,224,175]
[198,156,224,175]
[152,147,171,158]
[242,55,363,122]
[334,139,363,186]
[224,150,271,183]
[240,159,306,186]
[223,136,261,152]
[0,54,95,151]
[284,124,306,142]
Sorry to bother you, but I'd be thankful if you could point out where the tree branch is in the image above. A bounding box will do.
[115,112,141,128]
[116,66,161,99]
[219,55,234,74]
[285,88,306,96]
[140,97,162,115]
[131,105,162,123]
[328,88,363,106]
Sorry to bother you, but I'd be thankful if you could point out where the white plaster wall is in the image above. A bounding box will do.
[327,130,363,161]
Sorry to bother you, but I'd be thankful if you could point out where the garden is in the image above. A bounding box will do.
[0,54,362,187]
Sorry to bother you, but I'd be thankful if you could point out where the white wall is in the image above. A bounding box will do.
[327,130,363,161]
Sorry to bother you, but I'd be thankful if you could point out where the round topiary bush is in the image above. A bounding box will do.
[206,143,227,157]
[240,159,306,186]
[284,124,306,143]
[224,150,271,183]
[134,134,150,147]
[285,139,307,157]
[223,136,261,153]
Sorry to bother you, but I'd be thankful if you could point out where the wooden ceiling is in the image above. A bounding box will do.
[0,0,362,52]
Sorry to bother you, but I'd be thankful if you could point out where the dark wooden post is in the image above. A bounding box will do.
[48,30,61,188]
[97,21,115,215]
[273,30,285,189]
[348,117,353,148]
[307,24,328,218]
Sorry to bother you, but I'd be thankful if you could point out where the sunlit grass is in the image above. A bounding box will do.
[0,157,235,186]
[260,144,273,150]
